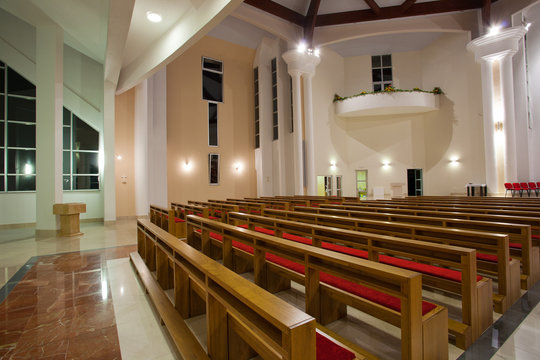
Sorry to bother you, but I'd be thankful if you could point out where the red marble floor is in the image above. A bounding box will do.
[0,245,136,359]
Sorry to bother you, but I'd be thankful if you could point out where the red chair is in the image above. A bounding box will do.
[520,182,531,197]
[512,183,523,197]
[504,183,513,197]
[528,182,539,197]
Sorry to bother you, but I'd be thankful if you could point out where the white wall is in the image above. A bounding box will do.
[63,191,104,220]
[311,32,484,197]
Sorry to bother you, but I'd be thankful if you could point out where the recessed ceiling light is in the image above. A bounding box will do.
[146,11,162,23]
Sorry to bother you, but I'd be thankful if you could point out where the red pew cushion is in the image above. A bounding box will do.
[174,217,185,223]
[510,242,522,249]
[316,333,355,360]
[209,216,220,220]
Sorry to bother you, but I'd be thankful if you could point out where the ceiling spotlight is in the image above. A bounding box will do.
[297,41,307,53]
[146,11,162,23]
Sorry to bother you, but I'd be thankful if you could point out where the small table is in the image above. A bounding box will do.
[466,184,487,197]
[53,203,86,236]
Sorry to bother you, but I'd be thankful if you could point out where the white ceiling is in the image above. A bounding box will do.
[327,31,444,57]
[207,16,276,49]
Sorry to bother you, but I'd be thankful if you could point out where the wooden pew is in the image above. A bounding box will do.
[227,211,492,349]
[186,215,449,360]
[239,198,292,210]
[297,206,538,290]
[208,199,267,214]
[259,208,519,314]
[169,202,213,238]
[134,219,322,360]
[350,200,540,214]
[188,200,239,222]
[396,196,540,206]
[149,204,169,232]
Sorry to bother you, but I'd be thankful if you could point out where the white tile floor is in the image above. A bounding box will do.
[1,220,540,360]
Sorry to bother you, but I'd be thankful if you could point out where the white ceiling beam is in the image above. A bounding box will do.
[116,0,244,94]
[104,0,135,85]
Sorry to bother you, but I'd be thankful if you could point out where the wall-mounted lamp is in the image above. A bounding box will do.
[449,157,460,166]
[116,155,122,160]
[382,159,391,167]
[330,161,336,170]
[234,162,243,172]
[487,24,502,37]
[494,122,504,132]
[183,160,192,171]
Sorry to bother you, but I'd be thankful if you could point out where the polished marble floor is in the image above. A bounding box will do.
[0,220,539,359]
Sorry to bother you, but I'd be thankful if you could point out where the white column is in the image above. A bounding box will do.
[103,81,116,222]
[500,55,518,182]
[303,74,316,195]
[35,25,63,234]
[290,72,304,195]
[134,81,149,216]
[479,60,498,193]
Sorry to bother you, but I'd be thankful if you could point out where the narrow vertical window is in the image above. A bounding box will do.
[336,175,342,197]
[208,102,218,146]
[254,67,260,149]
[271,58,278,140]
[289,75,293,133]
[371,54,392,92]
[202,57,223,102]
[208,153,219,185]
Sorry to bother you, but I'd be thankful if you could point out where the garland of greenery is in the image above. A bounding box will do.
[333,86,443,102]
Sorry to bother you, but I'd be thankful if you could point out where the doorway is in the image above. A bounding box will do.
[317,175,333,196]
[356,170,368,199]
[407,169,423,196]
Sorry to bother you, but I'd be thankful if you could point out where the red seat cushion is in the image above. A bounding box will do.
[214,210,222,214]
[532,234,540,240]
[174,217,185,223]
[316,333,355,360]
[510,242,522,249]
[251,210,261,214]
[209,216,220,220]
[476,253,498,262]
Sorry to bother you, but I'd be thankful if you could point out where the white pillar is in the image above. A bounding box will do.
[103,81,116,222]
[290,72,304,195]
[500,55,518,182]
[479,60,498,193]
[134,80,149,216]
[35,25,63,234]
[303,74,316,195]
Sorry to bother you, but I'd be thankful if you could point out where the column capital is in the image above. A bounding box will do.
[282,49,321,77]
[466,26,528,63]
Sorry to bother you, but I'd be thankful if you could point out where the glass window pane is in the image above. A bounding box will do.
[273,99,277,112]
[73,175,99,190]
[7,68,35,97]
[8,149,35,174]
[202,71,223,102]
[382,54,392,67]
[273,126,278,141]
[63,126,70,150]
[357,171,366,181]
[255,136,259,149]
[255,121,259,134]
[273,112,278,126]
[272,85,277,99]
[208,154,219,184]
[271,58,276,72]
[63,107,71,126]
[0,69,4,93]
[0,95,4,120]
[7,175,35,191]
[255,94,259,107]
[0,176,4,191]
[73,152,99,174]
[272,71,277,84]
[73,116,99,150]
[373,83,382,92]
[7,97,35,123]
[372,69,382,82]
[63,151,70,174]
[8,122,35,148]
[383,82,393,90]
[208,103,218,146]
[63,175,71,190]
[0,122,4,146]
[383,68,392,82]
[371,55,381,68]
[202,58,222,72]
[0,149,3,172]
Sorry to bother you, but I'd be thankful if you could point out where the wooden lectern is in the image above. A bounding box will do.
[53,203,86,237]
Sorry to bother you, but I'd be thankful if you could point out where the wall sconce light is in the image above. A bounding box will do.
[449,157,460,166]
[297,41,307,53]
[487,24,502,37]
[382,159,391,167]
[183,160,192,171]
[330,161,336,170]
[234,162,243,172]
[494,122,503,132]
[116,154,122,160]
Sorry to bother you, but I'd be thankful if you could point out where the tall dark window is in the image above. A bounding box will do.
[289,75,294,133]
[1,60,36,191]
[63,107,100,190]
[208,153,219,185]
[208,102,218,146]
[271,58,278,140]
[254,67,260,149]
[371,54,392,92]
[202,57,223,102]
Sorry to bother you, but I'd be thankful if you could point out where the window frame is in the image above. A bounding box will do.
[254,67,260,149]
[271,58,278,141]
[208,102,218,147]
[202,56,223,103]
[371,54,393,92]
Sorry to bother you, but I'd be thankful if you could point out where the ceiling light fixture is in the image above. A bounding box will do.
[146,11,162,23]
[487,24,502,37]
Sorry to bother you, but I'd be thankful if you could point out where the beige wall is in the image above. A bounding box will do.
[166,36,257,204]
[115,88,136,216]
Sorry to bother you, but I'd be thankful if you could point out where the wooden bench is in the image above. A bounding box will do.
[150,204,169,232]
[239,198,293,210]
[259,208,519,314]
[187,200,240,222]
[349,200,540,214]
[135,219,324,360]
[227,211,492,349]
[169,202,218,238]
[298,205,539,290]
[186,215,449,360]
[208,199,267,214]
